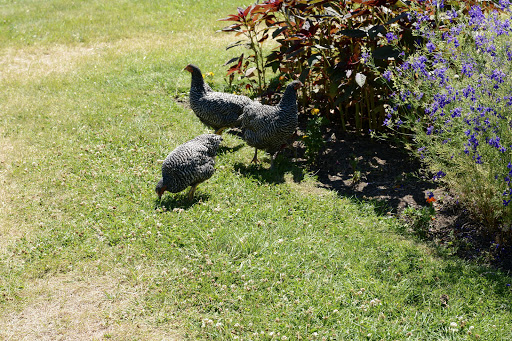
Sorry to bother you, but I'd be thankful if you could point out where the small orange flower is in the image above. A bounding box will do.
[426,197,436,203]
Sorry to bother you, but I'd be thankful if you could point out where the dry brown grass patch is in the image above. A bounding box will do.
[0,33,238,83]
[0,266,184,341]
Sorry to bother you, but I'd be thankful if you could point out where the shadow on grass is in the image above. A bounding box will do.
[217,143,244,156]
[155,192,210,210]
[233,153,305,185]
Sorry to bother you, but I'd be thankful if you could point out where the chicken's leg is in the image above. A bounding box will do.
[187,183,198,201]
[270,152,278,170]
[214,127,227,135]
[251,148,259,164]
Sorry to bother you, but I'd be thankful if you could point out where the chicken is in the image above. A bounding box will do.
[156,134,222,201]
[184,64,253,135]
[239,80,303,168]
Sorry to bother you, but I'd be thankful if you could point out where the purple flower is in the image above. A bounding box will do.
[383,113,392,127]
[469,6,485,26]
[475,35,487,49]
[447,10,458,21]
[433,67,448,84]
[426,126,434,135]
[433,171,446,180]
[433,0,444,8]
[491,69,505,86]
[475,154,483,164]
[463,85,476,99]
[500,0,511,9]
[412,55,428,74]
[486,44,497,56]
[383,70,392,81]
[461,62,474,77]
[386,32,398,43]
[468,133,479,150]
[361,51,371,63]
[450,108,462,118]
[426,42,436,53]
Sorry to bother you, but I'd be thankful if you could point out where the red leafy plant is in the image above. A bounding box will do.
[220,0,499,132]
[219,4,272,95]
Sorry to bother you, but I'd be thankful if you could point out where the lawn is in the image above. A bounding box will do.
[1,1,512,340]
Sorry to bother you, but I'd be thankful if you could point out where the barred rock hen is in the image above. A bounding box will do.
[184,64,253,134]
[156,134,222,201]
[240,80,303,168]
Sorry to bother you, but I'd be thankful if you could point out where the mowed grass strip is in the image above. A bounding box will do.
[1,1,512,340]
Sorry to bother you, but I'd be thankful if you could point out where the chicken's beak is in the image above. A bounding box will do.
[156,185,167,199]
[183,65,191,72]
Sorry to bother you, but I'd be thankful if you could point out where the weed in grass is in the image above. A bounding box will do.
[401,204,436,238]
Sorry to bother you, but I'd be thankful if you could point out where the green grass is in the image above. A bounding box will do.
[1,1,512,340]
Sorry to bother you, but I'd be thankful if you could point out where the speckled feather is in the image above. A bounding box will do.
[240,80,301,154]
[187,64,253,131]
[157,134,222,194]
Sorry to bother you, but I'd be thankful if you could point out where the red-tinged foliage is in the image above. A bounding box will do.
[220,0,501,132]
[226,54,245,76]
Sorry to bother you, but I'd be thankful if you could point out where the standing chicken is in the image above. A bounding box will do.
[156,134,222,201]
[184,64,253,134]
[239,80,303,168]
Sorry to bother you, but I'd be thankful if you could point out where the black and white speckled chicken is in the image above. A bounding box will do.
[239,80,303,168]
[184,64,253,135]
[155,134,222,201]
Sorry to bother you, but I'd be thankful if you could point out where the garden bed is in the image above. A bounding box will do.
[298,121,512,271]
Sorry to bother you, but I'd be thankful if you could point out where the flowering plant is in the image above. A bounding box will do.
[370,1,512,234]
